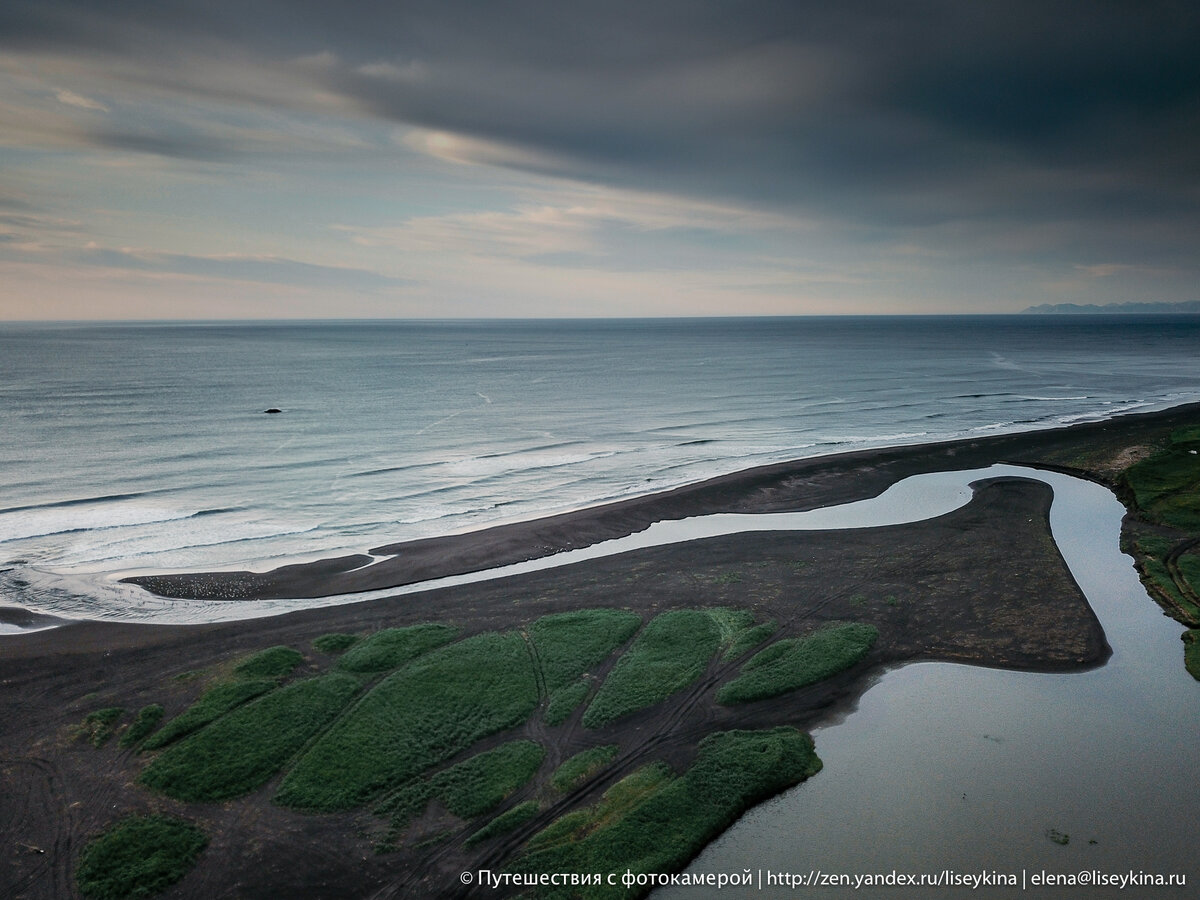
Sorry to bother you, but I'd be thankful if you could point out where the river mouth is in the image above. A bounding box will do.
[658,467,1197,898]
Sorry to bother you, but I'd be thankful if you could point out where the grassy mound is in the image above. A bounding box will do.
[277,631,538,811]
[550,745,619,793]
[79,708,124,748]
[312,632,360,654]
[118,705,163,749]
[722,620,778,662]
[76,815,206,899]
[466,801,541,847]
[140,672,362,802]
[233,645,304,679]
[529,609,642,693]
[386,739,546,828]
[717,623,878,705]
[141,679,278,751]
[705,608,755,644]
[517,728,821,896]
[543,680,591,726]
[335,624,458,674]
[582,610,720,728]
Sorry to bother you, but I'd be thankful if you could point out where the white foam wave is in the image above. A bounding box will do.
[1017,395,1090,402]
[440,447,620,479]
[53,518,322,569]
[0,503,201,544]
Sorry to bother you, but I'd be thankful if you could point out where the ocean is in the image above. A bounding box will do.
[3,315,1200,624]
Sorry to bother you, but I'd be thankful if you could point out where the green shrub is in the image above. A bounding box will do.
[717,623,878,705]
[466,801,541,847]
[583,610,720,728]
[550,745,619,793]
[440,741,545,818]
[722,621,778,662]
[527,763,674,852]
[705,608,755,644]
[118,705,164,749]
[277,631,538,811]
[233,645,304,679]
[387,740,546,828]
[529,609,642,693]
[141,680,278,751]
[544,680,590,726]
[76,815,206,899]
[335,624,458,674]
[80,708,125,748]
[140,672,362,802]
[312,633,360,654]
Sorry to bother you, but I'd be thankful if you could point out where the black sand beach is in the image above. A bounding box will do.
[3,402,1198,899]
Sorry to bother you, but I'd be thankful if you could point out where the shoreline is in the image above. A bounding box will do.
[122,399,1200,605]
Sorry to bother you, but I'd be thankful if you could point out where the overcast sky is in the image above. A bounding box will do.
[2,1,1198,318]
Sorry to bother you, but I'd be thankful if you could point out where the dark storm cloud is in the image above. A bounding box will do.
[4,1,1199,233]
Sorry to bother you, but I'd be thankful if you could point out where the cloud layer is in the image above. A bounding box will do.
[2,1,1198,316]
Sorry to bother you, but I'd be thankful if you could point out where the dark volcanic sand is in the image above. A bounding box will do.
[4,403,1195,900]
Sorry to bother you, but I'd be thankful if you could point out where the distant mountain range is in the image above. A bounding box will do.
[1023,300,1200,314]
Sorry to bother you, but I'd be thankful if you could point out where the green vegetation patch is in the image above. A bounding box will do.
[312,632,360,654]
[278,630,538,811]
[717,623,879,705]
[141,679,278,751]
[386,740,545,827]
[233,645,304,679]
[1179,552,1200,601]
[140,672,362,802]
[80,707,125,748]
[518,728,821,895]
[704,607,756,648]
[1133,537,1200,622]
[466,801,541,847]
[388,744,544,830]
[722,621,778,662]
[551,745,619,793]
[118,705,163,749]
[582,610,721,728]
[1122,428,1200,530]
[76,814,207,900]
[529,609,642,693]
[544,679,591,726]
[335,624,459,674]
[529,763,674,852]
[1183,630,1200,681]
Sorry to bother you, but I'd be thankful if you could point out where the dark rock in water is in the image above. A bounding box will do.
[264,408,282,414]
